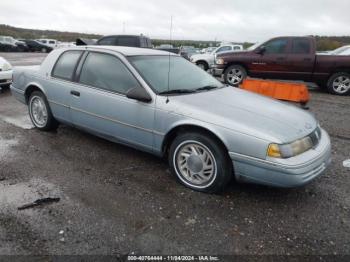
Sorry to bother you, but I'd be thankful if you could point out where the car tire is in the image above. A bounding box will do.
[224,65,247,86]
[327,72,350,95]
[168,132,232,193]
[196,61,209,71]
[28,91,58,131]
[41,48,47,53]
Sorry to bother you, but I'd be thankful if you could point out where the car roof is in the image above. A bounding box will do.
[72,45,177,56]
[99,35,150,39]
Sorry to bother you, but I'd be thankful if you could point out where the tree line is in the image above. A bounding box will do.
[1,24,349,51]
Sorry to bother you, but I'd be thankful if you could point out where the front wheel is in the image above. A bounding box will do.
[28,91,58,131]
[327,72,350,95]
[168,132,232,193]
[224,65,247,86]
[196,61,208,71]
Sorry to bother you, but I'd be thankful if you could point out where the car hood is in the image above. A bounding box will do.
[168,86,317,143]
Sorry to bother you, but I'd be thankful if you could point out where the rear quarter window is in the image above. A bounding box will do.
[117,37,138,47]
[292,39,311,54]
[52,51,83,80]
[97,37,116,45]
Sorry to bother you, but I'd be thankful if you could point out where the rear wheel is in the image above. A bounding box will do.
[28,91,58,131]
[41,47,47,53]
[224,65,247,86]
[327,72,350,95]
[168,132,232,193]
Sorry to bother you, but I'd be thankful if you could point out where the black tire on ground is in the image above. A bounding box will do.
[28,91,59,131]
[196,61,209,71]
[327,72,350,96]
[41,48,47,53]
[168,132,233,193]
[224,64,247,87]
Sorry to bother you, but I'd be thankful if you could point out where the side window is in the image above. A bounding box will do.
[52,51,82,80]
[264,39,288,54]
[292,39,311,54]
[117,37,138,47]
[49,40,55,44]
[216,46,232,53]
[233,46,241,50]
[98,37,116,45]
[79,52,140,94]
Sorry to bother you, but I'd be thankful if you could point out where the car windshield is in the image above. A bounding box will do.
[129,55,224,95]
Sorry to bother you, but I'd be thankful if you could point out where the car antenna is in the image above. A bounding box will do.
[166,15,173,104]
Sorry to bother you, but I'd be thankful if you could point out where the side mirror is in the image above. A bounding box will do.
[126,87,152,103]
[256,46,266,55]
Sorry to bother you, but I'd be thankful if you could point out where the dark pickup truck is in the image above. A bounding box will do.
[212,36,350,95]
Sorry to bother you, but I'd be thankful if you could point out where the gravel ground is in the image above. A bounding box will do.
[0,52,349,258]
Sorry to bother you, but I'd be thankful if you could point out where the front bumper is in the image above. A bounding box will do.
[210,65,224,76]
[0,70,13,86]
[229,129,332,188]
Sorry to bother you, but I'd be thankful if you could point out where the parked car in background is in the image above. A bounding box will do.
[37,39,59,49]
[0,36,24,52]
[16,40,29,52]
[180,46,200,59]
[213,36,350,95]
[96,35,152,48]
[0,36,16,51]
[330,45,350,55]
[19,40,53,53]
[0,56,12,91]
[156,47,180,54]
[10,46,331,193]
[337,48,350,56]
[191,44,243,71]
[200,47,217,54]
[158,44,174,49]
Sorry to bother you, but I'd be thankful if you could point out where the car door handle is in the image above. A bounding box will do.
[70,90,80,97]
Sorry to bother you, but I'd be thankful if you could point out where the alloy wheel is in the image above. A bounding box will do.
[174,141,217,188]
[332,76,350,94]
[227,68,243,85]
[29,96,48,128]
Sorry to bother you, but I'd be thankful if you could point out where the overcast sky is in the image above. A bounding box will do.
[1,0,349,42]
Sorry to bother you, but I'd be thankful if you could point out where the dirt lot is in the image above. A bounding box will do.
[0,52,349,257]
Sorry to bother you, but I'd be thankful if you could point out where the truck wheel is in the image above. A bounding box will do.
[168,132,232,193]
[196,61,208,71]
[327,72,350,95]
[28,91,58,131]
[224,65,247,86]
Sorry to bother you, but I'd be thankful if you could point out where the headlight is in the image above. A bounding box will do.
[2,63,12,71]
[267,134,318,158]
[215,58,225,65]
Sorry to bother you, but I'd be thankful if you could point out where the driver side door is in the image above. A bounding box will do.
[69,51,155,152]
[250,38,291,79]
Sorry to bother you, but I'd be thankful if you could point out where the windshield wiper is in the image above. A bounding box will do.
[159,89,196,95]
[195,85,222,91]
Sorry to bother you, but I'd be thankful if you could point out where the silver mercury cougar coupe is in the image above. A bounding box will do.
[10,46,332,193]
